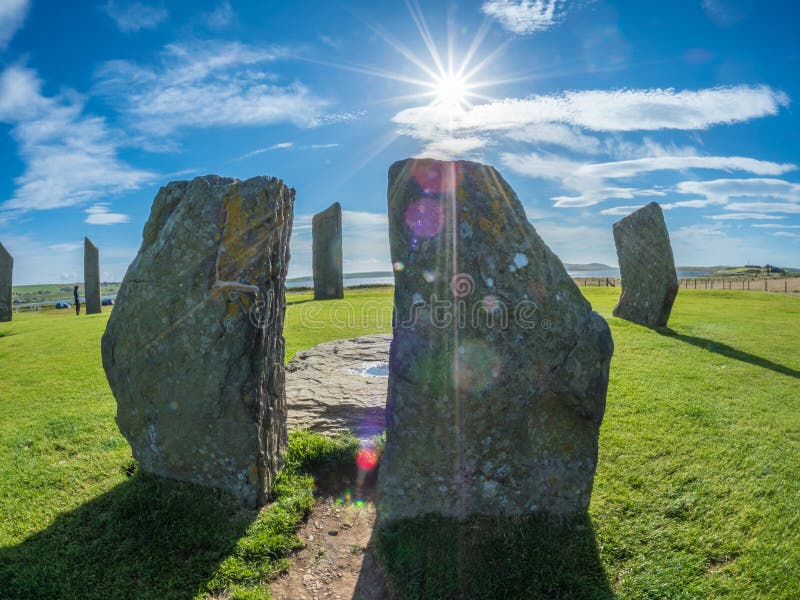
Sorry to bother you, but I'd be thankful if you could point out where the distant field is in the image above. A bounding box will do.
[11,283,120,304]
[1,287,798,598]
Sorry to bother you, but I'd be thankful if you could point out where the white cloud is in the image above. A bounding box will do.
[104,1,168,33]
[507,123,603,154]
[85,203,130,225]
[94,41,329,136]
[753,224,800,229]
[393,85,789,139]
[501,151,784,207]
[532,221,617,266]
[0,66,155,213]
[676,178,800,204]
[482,0,567,35]
[580,155,794,179]
[202,1,234,29]
[706,212,786,220]
[599,205,644,216]
[237,141,294,160]
[49,242,82,252]
[420,136,487,160]
[725,202,800,214]
[309,143,339,149]
[702,0,746,27]
[661,199,719,209]
[773,232,800,238]
[0,0,29,50]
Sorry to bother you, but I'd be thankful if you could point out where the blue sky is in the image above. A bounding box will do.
[1,0,799,284]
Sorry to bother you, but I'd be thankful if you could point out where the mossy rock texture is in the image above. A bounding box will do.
[102,175,294,507]
[378,159,613,523]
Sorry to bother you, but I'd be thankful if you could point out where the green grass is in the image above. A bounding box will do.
[1,287,799,598]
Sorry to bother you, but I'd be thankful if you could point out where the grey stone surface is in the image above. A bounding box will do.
[102,175,294,506]
[287,334,391,439]
[377,159,614,523]
[312,202,343,300]
[0,242,12,322]
[84,237,102,315]
[612,202,678,327]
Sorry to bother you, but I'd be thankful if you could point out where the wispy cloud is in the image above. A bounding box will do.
[49,242,83,253]
[94,41,330,136]
[773,231,800,239]
[725,202,800,214]
[752,224,800,229]
[103,1,168,33]
[236,141,294,160]
[309,143,340,149]
[482,0,568,35]
[500,151,789,207]
[393,85,789,141]
[0,0,29,50]
[85,203,130,225]
[0,65,155,214]
[676,178,800,205]
[701,0,747,27]
[600,205,644,216]
[706,213,786,220]
[201,1,234,29]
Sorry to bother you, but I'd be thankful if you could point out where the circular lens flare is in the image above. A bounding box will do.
[356,447,378,471]
[405,197,444,238]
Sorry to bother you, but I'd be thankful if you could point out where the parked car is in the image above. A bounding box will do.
[101,298,114,306]
[55,301,71,309]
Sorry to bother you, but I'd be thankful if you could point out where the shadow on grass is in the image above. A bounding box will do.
[657,327,800,379]
[287,298,315,306]
[369,512,612,599]
[0,470,257,600]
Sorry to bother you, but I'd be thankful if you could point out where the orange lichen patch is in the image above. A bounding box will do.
[227,301,239,318]
[218,189,254,281]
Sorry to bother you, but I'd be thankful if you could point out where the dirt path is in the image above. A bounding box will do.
[269,493,390,600]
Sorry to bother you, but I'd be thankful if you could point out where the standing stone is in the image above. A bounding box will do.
[84,237,102,315]
[612,202,678,327]
[377,159,614,523]
[0,242,12,322]
[101,175,294,506]
[312,202,344,300]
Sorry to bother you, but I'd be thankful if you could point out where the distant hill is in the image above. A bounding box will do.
[286,271,393,283]
[564,263,616,271]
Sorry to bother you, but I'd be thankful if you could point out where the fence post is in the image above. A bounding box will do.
[764,279,768,291]
[786,280,788,294]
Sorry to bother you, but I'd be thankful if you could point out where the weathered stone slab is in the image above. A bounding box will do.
[612,202,678,327]
[312,202,344,300]
[287,334,391,438]
[0,242,12,322]
[84,237,101,315]
[377,159,613,523]
[102,175,294,506]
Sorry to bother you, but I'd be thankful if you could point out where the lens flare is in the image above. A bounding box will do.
[405,197,444,238]
[357,447,378,471]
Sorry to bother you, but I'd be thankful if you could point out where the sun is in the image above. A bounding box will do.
[432,73,469,108]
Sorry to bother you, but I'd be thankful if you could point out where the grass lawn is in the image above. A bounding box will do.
[1,286,798,598]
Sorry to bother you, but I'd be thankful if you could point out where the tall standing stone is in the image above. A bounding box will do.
[0,242,12,322]
[312,202,343,300]
[102,175,294,506]
[84,237,102,315]
[612,202,678,327]
[377,159,614,523]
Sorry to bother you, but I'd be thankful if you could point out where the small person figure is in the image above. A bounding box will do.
[73,285,81,316]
